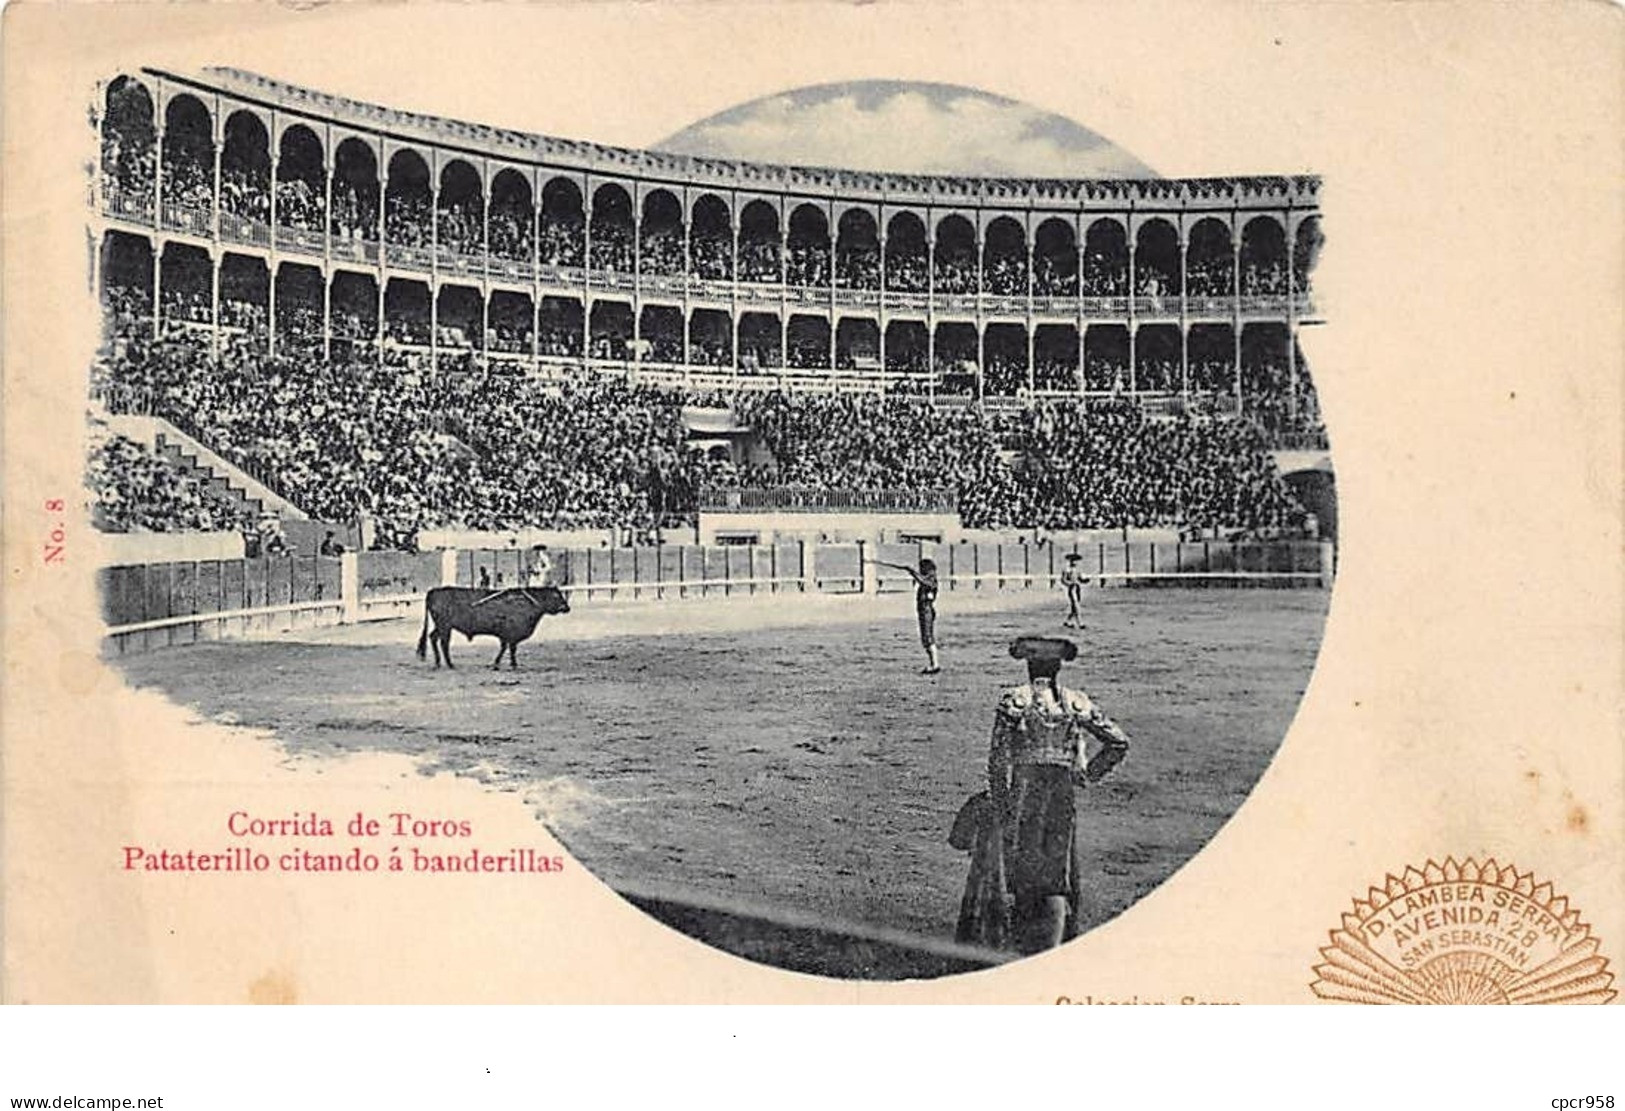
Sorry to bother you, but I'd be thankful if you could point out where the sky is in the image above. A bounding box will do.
[654,81,1156,179]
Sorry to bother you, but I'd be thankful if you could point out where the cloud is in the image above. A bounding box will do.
[656,83,1154,179]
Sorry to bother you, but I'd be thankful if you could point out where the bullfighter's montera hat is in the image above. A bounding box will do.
[1008,636,1079,663]
[1064,553,1084,562]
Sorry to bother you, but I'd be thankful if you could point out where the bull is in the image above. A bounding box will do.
[416,585,571,670]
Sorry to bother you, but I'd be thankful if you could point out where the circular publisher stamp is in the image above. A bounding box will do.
[1311,858,1616,1004]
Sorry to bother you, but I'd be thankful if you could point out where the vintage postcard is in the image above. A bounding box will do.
[2,1,1620,1005]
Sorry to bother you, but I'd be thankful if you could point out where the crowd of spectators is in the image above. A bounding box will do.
[330,185,376,242]
[220,167,270,223]
[274,177,323,232]
[161,154,213,215]
[540,219,585,267]
[92,305,1315,546]
[590,226,634,273]
[984,255,1027,296]
[88,432,259,534]
[438,204,484,256]
[738,391,1306,533]
[836,248,880,290]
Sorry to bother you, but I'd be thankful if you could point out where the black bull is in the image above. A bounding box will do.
[416,586,571,669]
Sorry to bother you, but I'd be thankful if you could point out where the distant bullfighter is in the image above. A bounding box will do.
[416,585,571,670]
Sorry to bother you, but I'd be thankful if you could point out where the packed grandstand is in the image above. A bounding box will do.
[89,68,1328,550]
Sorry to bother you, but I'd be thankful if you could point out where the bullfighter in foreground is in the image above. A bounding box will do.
[959,636,1130,954]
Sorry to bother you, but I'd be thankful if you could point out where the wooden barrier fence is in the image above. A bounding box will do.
[102,539,1334,652]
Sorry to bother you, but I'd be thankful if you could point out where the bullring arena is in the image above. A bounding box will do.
[88,67,1335,978]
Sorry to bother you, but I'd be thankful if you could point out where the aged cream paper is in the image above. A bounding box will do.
[3,0,1621,1003]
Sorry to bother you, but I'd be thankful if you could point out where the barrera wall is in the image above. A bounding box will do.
[100,538,1335,652]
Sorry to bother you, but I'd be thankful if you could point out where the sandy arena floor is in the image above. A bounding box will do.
[112,586,1329,952]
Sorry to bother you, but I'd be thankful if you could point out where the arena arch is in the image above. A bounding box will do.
[331,138,379,244]
[983,323,1029,395]
[835,317,879,370]
[689,308,733,366]
[934,322,978,395]
[1186,218,1233,297]
[101,76,156,211]
[787,314,831,370]
[639,305,683,363]
[159,242,212,325]
[787,204,830,288]
[276,125,326,233]
[738,312,782,370]
[884,212,928,293]
[219,253,269,338]
[1083,219,1127,297]
[330,271,378,345]
[1240,322,1289,397]
[884,320,927,375]
[1033,219,1078,297]
[100,231,153,329]
[1240,216,1287,296]
[539,296,583,356]
[835,209,879,291]
[934,215,977,295]
[161,94,214,228]
[1084,323,1129,392]
[383,278,431,346]
[1034,324,1080,390]
[1293,216,1322,294]
[690,194,732,282]
[540,178,585,267]
[385,150,432,249]
[274,262,324,352]
[1134,219,1181,299]
[739,200,781,284]
[436,285,483,349]
[982,217,1027,296]
[486,290,533,354]
[220,110,271,229]
[1187,323,1237,395]
[1135,323,1182,393]
[589,183,633,273]
[589,300,633,359]
[438,160,485,257]
[639,190,683,276]
[487,169,532,262]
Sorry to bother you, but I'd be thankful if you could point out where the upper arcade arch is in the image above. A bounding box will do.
[589,182,634,273]
[835,208,879,291]
[540,177,585,267]
[1033,219,1078,298]
[276,124,326,233]
[438,160,486,257]
[101,76,156,211]
[690,193,732,282]
[220,110,271,228]
[160,93,213,229]
[1133,219,1181,300]
[786,204,830,287]
[1186,218,1233,298]
[739,200,781,284]
[934,215,977,295]
[332,137,379,243]
[1083,218,1127,297]
[982,216,1027,296]
[385,149,432,249]
[640,189,684,276]
[488,168,533,262]
[884,212,927,293]
[1293,215,1322,294]
[1240,216,1287,296]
